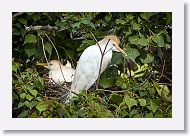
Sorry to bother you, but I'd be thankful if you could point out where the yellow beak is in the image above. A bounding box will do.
[36,62,49,67]
[117,47,127,56]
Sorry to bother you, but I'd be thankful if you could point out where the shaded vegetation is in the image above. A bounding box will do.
[12,12,172,118]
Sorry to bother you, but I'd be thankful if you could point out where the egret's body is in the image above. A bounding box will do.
[71,35,126,94]
[37,60,75,84]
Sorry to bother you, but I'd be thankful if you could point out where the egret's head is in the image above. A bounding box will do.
[36,60,61,70]
[102,35,127,56]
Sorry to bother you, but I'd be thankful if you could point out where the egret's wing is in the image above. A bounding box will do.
[71,45,101,94]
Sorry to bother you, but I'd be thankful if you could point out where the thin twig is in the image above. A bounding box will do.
[38,34,49,66]
[123,57,126,75]
[157,60,165,83]
[96,39,110,89]
[157,82,172,86]
[25,25,59,32]
[49,78,79,96]
[57,45,75,68]
[45,34,67,83]
[89,30,102,55]
[162,74,172,83]
[45,34,60,60]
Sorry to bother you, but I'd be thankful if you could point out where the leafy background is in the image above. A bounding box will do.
[12,12,172,118]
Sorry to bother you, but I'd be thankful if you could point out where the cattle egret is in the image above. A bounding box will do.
[71,35,127,95]
[37,60,75,84]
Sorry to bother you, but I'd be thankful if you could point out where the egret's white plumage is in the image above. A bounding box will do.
[71,35,126,94]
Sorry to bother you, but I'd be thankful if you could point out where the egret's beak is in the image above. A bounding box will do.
[36,62,50,69]
[117,47,127,56]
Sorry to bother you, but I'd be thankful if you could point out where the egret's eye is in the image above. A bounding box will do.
[113,44,116,46]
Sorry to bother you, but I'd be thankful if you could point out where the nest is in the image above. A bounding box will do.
[42,74,72,103]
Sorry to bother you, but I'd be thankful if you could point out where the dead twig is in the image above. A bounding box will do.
[157,60,165,83]
[38,34,49,66]
[25,25,59,32]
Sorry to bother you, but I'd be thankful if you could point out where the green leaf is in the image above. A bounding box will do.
[128,35,139,45]
[138,99,146,106]
[111,53,123,64]
[99,78,114,89]
[124,47,140,62]
[132,21,140,30]
[116,77,131,89]
[26,94,33,101]
[18,110,28,118]
[148,101,159,113]
[125,97,137,110]
[138,37,149,46]
[81,19,90,25]
[82,40,96,45]
[36,102,48,114]
[163,31,171,42]
[77,45,89,51]
[44,42,52,56]
[35,46,44,59]
[20,93,26,99]
[26,101,38,110]
[12,62,20,73]
[25,45,36,57]
[24,34,37,44]
[29,89,38,97]
[140,13,154,20]
[36,97,43,102]
[72,22,81,28]
[55,20,67,29]
[18,102,26,108]
[141,53,154,64]
[109,93,123,105]
[145,112,153,118]
[152,35,165,47]
[21,29,27,38]
[18,18,27,25]
[32,14,41,22]
[105,14,112,21]
[158,85,170,97]
[116,19,126,25]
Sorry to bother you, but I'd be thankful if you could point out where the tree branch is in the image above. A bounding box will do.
[96,39,110,89]
[12,12,24,18]
[25,25,59,32]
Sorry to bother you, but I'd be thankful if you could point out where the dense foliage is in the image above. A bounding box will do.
[12,12,172,118]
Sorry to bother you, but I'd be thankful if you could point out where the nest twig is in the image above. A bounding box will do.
[42,75,71,103]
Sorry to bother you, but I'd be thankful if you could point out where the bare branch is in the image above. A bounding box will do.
[12,12,24,18]
[96,39,110,89]
[45,34,60,60]
[25,25,59,32]
[57,45,75,68]
[157,60,165,83]
[45,34,67,82]
[38,34,49,66]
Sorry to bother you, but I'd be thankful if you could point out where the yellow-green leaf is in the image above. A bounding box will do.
[125,97,137,110]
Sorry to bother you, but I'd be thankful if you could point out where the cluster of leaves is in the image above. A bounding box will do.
[12,12,172,118]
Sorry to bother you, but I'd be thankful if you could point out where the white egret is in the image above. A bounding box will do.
[71,35,127,95]
[37,60,75,84]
